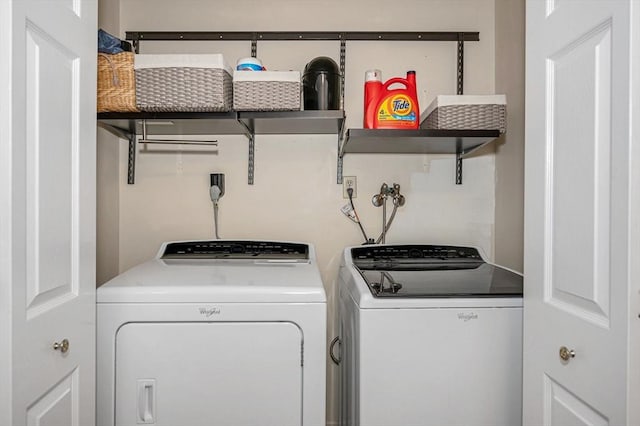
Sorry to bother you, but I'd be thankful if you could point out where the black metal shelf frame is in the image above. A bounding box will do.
[97,110,346,184]
[98,30,488,184]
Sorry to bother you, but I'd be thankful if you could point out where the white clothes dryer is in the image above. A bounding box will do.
[97,240,326,426]
[334,244,523,426]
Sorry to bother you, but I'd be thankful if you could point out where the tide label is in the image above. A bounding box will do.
[377,94,417,126]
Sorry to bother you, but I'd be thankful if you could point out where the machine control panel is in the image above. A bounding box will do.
[162,241,309,259]
[352,245,482,262]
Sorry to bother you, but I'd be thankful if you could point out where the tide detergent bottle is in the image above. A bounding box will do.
[364,70,420,129]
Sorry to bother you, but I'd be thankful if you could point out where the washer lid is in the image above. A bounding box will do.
[356,263,522,298]
[345,244,522,308]
[97,240,325,304]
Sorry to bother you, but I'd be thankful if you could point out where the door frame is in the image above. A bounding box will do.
[0,0,13,423]
[629,1,640,422]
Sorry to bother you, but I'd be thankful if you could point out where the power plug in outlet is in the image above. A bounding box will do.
[343,176,357,199]
[210,173,225,197]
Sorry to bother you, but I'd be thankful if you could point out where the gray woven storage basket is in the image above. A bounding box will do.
[233,80,300,111]
[135,67,232,112]
[424,103,506,134]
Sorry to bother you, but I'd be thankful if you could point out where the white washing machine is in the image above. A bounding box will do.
[334,244,523,426]
[97,240,326,426]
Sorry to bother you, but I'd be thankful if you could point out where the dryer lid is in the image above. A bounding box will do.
[97,240,326,304]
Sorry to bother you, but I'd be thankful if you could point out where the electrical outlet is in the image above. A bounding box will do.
[343,176,357,199]
[210,173,225,197]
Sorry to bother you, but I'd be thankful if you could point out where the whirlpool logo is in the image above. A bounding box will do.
[199,307,221,317]
[457,312,478,322]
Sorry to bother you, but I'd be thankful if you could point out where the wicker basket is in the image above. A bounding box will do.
[135,54,232,112]
[233,71,301,111]
[97,52,138,112]
[422,95,507,134]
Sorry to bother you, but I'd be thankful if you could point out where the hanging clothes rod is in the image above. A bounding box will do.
[138,120,218,145]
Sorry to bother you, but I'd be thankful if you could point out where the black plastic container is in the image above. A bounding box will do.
[302,57,341,110]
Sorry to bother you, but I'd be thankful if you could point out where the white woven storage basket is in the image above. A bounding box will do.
[233,71,301,111]
[134,54,233,112]
[422,95,507,134]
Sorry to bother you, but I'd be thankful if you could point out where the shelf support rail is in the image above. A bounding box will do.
[127,134,136,185]
[126,31,480,43]
[455,152,463,185]
[456,32,465,185]
[339,36,346,111]
[457,32,465,96]
[251,33,258,58]
[336,36,347,184]
[337,119,347,184]
[248,135,255,185]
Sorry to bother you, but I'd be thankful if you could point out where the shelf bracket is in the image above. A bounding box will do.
[97,121,138,184]
[238,119,256,185]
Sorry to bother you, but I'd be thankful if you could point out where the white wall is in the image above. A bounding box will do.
[99,0,498,422]
[494,0,525,272]
[97,0,121,285]
[109,0,497,279]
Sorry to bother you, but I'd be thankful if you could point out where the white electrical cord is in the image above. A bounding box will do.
[210,185,222,239]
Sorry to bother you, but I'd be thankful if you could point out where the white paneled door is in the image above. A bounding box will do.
[524,0,636,424]
[3,0,97,424]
